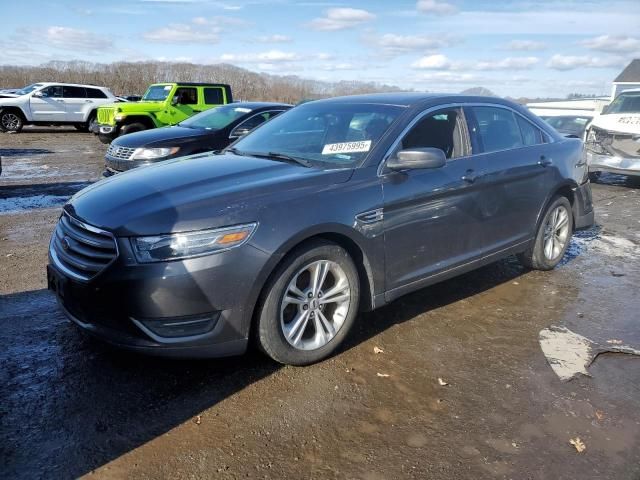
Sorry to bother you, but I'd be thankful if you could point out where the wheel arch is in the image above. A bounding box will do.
[245,226,377,342]
[0,105,27,120]
[119,115,156,129]
[535,180,578,233]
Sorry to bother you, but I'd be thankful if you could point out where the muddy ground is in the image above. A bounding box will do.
[1,127,639,480]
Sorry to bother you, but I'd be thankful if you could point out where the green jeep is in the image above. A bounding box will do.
[93,82,233,144]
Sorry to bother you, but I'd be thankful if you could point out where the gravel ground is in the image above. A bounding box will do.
[1,127,639,480]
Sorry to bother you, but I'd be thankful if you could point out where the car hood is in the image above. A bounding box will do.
[114,125,213,148]
[66,154,354,236]
[102,101,166,113]
[590,113,640,134]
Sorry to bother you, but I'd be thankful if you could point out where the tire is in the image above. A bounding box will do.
[256,240,360,365]
[1,110,24,133]
[518,196,573,271]
[97,133,113,144]
[588,171,601,182]
[74,112,96,132]
[120,122,147,136]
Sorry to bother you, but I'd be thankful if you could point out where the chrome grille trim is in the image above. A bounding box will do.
[106,144,136,160]
[50,212,118,282]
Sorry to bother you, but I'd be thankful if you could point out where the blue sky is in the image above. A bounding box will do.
[2,0,639,97]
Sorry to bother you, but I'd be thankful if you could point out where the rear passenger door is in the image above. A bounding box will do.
[62,86,88,122]
[464,105,553,250]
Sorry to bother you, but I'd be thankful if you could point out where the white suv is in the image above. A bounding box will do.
[0,82,116,133]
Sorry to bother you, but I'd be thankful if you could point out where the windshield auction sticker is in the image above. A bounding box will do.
[322,140,372,155]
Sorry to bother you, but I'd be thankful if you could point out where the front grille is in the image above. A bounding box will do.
[97,107,115,125]
[50,212,118,281]
[106,144,136,160]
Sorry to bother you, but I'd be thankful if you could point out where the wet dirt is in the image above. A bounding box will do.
[1,129,639,479]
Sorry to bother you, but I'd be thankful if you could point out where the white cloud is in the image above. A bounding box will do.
[475,56,539,70]
[505,40,547,51]
[144,23,219,43]
[580,35,640,54]
[28,26,112,52]
[365,33,460,56]
[220,50,300,63]
[411,54,454,69]
[547,54,627,70]
[257,34,292,43]
[308,8,375,31]
[416,0,458,15]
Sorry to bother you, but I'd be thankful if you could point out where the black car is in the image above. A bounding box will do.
[103,102,291,176]
[48,93,594,365]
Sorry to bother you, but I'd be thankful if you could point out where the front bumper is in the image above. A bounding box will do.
[47,234,270,358]
[586,151,640,177]
[572,180,595,229]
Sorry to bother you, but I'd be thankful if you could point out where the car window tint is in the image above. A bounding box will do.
[62,86,87,98]
[175,87,198,105]
[204,88,224,105]
[400,108,465,159]
[516,115,544,146]
[40,86,63,98]
[238,112,270,130]
[472,106,523,153]
[86,88,107,99]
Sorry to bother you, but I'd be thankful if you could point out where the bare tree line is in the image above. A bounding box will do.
[0,61,406,103]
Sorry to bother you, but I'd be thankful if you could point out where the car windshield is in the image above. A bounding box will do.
[230,102,405,167]
[543,116,592,136]
[606,91,640,114]
[142,85,173,101]
[180,104,254,130]
[15,83,43,96]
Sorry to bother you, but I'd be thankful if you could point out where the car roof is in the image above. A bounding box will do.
[309,92,517,108]
[151,82,232,88]
[228,102,292,109]
[34,82,108,89]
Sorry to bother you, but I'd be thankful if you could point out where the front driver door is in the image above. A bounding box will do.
[170,87,198,124]
[382,107,489,299]
[29,85,65,122]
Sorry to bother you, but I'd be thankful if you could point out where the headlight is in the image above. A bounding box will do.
[131,147,180,160]
[131,223,257,263]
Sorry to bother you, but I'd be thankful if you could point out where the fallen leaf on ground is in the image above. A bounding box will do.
[373,346,384,354]
[569,437,586,453]
[595,410,604,421]
[376,372,390,378]
[194,415,201,425]
[437,377,448,386]
[606,339,623,345]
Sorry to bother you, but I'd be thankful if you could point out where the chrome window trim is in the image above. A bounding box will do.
[378,102,554,176]
[230,110,285,138]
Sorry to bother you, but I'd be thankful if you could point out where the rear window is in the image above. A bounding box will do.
[472,106,523,153]
[516,116,544,146]
[86,88,107,99]
[204,88,224,105]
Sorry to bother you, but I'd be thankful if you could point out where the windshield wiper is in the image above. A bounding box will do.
[224,147,245,156]
[259,151,313,168]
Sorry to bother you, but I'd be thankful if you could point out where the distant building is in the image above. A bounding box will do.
[612,59,640,98]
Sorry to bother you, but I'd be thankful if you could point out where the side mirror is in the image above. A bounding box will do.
[171,96,180,106]
[229,126,251,139]
[33,91,44,98]
[386,147,446,171]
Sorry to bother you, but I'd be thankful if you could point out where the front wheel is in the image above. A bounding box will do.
[120,122,147,136]
[256,240,360,365]
[518,196,573,270]
[1,111,24,133]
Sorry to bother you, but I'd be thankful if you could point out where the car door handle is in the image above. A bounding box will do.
[461,169,478,183]
[537,155,552,167]
[85,100,93,103]
[55,99,64,102]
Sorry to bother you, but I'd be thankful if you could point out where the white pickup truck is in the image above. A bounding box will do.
[585,89,640,178]
[0,83,116,133]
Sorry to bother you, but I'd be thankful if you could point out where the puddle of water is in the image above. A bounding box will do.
[0,194,68,214]
[562,226,638,264]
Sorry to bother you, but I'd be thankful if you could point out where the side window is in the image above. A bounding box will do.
[62,86,86,98]
[516,115,544,146]
[471,106,523,153]
[400,108,466,159]
[40,86,63,98]
[174,87,198,105]
[204,88,224,105]
[86,88,107,99]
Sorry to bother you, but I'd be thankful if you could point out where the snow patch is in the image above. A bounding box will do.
[0,195,69,215]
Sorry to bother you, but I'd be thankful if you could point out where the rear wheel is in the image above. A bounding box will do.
[518,196,573,270]
[588,171,601,182]
[120,122,147,136]
[1,111,24,133]
[74,112,96,132]
[256,240,360,365]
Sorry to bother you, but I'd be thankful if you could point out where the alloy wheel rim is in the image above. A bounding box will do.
[543,205,570,260]
[2,113,20,130]
[280,260,351,351]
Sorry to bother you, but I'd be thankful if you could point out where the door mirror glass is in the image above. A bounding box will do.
[386,148,446,171]
[171,96,180,106]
